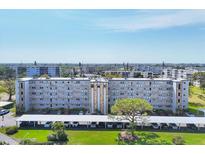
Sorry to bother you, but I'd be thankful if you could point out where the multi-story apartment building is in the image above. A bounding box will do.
[26,64,60,77]
[16,77,189,114]
[162,68,198,81]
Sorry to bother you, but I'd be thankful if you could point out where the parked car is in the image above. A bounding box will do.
[90,122,97,128]
[79,111,84,115]
[151,123,160,129]
[64,122,70,128]
[0,109,9,116]
[187,124,198,130]
[116,123,123,129]
[160,123,169,129]
[107,123,113,128]
[44,122,52,128]
[71,122,79,127]
[169,123,178,130]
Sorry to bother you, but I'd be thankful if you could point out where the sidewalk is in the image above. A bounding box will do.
[0,133,19,145]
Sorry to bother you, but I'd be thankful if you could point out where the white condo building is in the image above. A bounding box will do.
[16,77,189,114]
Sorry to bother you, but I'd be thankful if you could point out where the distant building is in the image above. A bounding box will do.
[26,64,60,77]
[162,68,198,81]
[16,77,189,114]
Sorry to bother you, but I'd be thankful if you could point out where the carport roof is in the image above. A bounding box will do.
[17,114,205,125]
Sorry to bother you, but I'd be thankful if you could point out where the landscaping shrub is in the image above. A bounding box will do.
[5,126,18,135]
[0,141,9,145]
[20,139,54,145]
[47,134,57,142]
[172,136,185,145]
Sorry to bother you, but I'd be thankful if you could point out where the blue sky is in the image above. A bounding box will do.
[0,10,205,63]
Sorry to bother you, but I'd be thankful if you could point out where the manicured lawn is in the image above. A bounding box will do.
[11,129,205,145]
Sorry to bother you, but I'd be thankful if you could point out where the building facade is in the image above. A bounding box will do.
[16,77,189,114]
[26,64,60,77]
[162,68,198,81]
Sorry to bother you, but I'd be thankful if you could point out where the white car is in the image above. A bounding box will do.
[107,123,113,128]
[151,123,160,129]
[90,122,97,128]
[44,122,52,128]
[116,123,123,129]
[169,123,178,130]
[79,111,84,115]
[71,122,79,127]
[64,122,70,128]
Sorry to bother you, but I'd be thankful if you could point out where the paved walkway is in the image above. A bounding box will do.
[0,133,19,145]
[0,112,16,127]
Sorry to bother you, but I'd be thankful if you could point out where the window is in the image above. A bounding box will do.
[50,98,52,102]
[178,99,180,103]
[178,93,181,96]
[178,84,181,90]
[20,83,23,88]
[21,98,23,101]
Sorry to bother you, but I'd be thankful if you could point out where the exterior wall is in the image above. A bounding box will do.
[16,78,189,114]
[26,66,60,77]
[108,79,173,111]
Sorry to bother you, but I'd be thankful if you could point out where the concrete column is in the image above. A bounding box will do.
[198,124,200,131]
[103,86,107,114]
[123,123,125,129]
[97,87,100,111]
[91,88,94,113]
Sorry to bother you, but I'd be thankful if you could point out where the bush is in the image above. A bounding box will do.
[0,141,9,145]
[20,139,55,145]
[47,132,68,142]
[5,126,18,135]
[172,136,185,145]
[47,134,57,142]
[57,132,68,141]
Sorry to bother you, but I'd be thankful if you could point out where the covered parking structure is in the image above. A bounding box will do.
[16,114,205,130]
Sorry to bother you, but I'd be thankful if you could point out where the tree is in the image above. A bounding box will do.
[0,79,15,101]
[0,66,16,80]
[201,82,205,92]
[111,98,153,136]
[48,122,68,143]
[40,74,50,79]
[172,136,185,145]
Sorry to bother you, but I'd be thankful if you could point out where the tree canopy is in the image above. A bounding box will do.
[111,98,153,136]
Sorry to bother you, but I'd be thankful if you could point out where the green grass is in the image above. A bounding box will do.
[10,129,205,145]
[189,86,205,115]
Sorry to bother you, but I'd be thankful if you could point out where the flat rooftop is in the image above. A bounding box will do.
[17,77,187,82]
[17,115,205,125]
